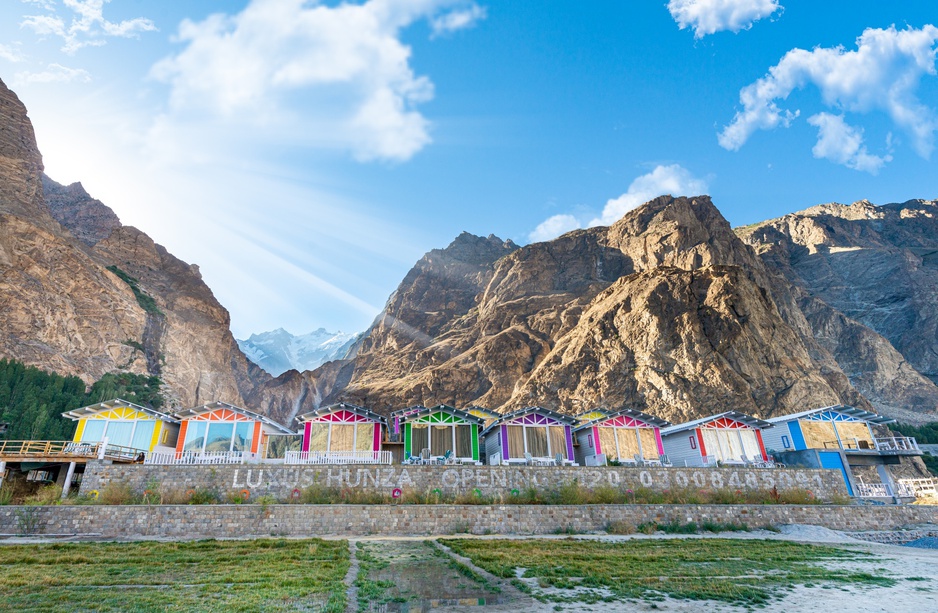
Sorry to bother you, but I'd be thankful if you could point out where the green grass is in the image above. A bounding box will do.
[106,265,163,316]
[0,538,348,612]
[443,538,895,607]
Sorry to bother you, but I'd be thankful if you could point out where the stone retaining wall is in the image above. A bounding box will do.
[1,504,936,538]
[78,462,849,500]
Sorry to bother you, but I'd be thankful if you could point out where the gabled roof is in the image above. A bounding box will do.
[481,406,577,437]
[765,405,895,425]
[396,404,486,425]
[173,401,294,434]
[390,404,428,418]
[297,402,388,425]
[572,407,670,432]
[62,398,178,423]
[463,405,502,420]
[660,411,773,436]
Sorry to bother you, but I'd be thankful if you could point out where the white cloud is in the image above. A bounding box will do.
[20,0,157,54]
[720,25,938,168]
[14,62,91,84]
[0,43,25,63]
[527,165,709,242]
[667,0,781,38]
[528,214,581,243]
[807,113,891,174]
[430,4,486,37]
[151,0,485,162]
[592,164,708,225]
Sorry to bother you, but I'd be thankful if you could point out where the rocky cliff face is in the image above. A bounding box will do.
[255,194,936,426]
[740,200,938,422]
[0,77,265,408]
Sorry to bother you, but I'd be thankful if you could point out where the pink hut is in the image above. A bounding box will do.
[573,408,670,466]
[295,403,389,464]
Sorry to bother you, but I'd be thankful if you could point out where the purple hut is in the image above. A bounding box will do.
[480,407,578,466]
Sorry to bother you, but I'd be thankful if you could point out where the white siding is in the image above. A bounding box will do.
[760,421,791,453]
[661,430,701,467]
[483,428,502,465]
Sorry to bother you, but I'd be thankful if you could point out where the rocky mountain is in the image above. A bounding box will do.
[237,328,359,377]
[0,77,266,408]
[251,195,937,426]
[740,199,938,422]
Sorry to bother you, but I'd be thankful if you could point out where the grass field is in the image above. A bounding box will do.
[0,539,349,612]
[443,537,896,606]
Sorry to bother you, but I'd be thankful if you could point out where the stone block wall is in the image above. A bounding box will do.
[78,462,849,500]
[1,503,935,539]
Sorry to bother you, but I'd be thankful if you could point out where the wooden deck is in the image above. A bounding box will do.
[0,440,143,463]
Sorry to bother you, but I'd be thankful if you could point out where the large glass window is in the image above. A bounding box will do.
[411,425,429,455]
[549,427,567,460]
[131,421,156,451]
[639,428,659,460]
[80,420,106,443]
[506,426,525,458]
[184,422,207,452]
[599,428,617,460]
[330,425,354,450]
[104,421,134,448]
[525,427,548,457]
[233,422,252,452]
[309,424,329,451]
[266,434,302,459]
[355,424,374,451]
[205,423,234,452]
[455,425,473,458]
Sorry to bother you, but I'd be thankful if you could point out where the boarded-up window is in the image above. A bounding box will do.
[549,426,567,459]
[507,426,525,458]
[799,420,837,449]
[639,428,659,460]
[308,424,329,452]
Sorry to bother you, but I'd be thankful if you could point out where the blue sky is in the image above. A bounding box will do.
[2,1,937,338]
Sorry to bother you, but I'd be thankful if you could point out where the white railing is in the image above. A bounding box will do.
[145,451,247,465]
[855,482,893,497]
[897,477,937,497]
[284,450,392,465]
[875,436,920,452]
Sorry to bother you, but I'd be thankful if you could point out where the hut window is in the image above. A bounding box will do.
[80,420,106,443]
[599,428,617,460]
[506,426,525,458]
[455,425,472,458]
[587,434,593,448]
[355,424,375,451]
[430,425,450,456]
[330,424,355,451]
[781,435,791,449]
[131,421,156,451]
[184,422,207,452]
[309,424,329,451]
[689,435,697,450]
[639,428,659,460]
[232,422,251,452]
[105,421,134,448]
[411,424,429,454]
[616,428,641,460]
[205,423,235,452]
[525,426,549,457]
[549,426,567,459]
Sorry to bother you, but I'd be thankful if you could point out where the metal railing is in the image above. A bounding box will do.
[0,440,143,462]
[875,436,920,452]
[896,477,937,498]
[145,450,247,465]
[284,450,392,465]
[854,482,893,497]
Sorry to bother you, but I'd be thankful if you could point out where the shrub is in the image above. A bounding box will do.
[0,486,13,506]
[188,489,220,504]
[637,522,657,534]
[23,485,61,506]
[606,520,636,535]
[97,482,135,505]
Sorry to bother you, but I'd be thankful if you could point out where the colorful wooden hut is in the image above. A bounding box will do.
[395,405,484,464]
[294,403,389,464]
[660,411,772,467]
[168,401,293,464]
[481,407,577,465]
[762,406,921,497]
[62,398,179,454]
[572,408,670,466]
